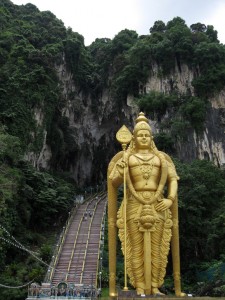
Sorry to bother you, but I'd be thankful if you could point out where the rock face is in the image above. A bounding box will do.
[144,63,225,168]
[52,61,138,185]
[26,60,225,186]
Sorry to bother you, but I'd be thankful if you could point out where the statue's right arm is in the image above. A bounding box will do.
[108,158,124,188]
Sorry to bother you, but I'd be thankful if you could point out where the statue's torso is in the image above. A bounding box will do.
[129,153,161,191]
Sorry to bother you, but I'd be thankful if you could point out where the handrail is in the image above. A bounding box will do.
[80,197,101,283]
[49,203,79,282]
[94,193,107,288]
[65,216,83,281]
[96,197,107,287]
[65,200,91,281]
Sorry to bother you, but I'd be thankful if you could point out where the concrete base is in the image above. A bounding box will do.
[118,297,225,300]
[25,297,225,300]
[115,290,225,299]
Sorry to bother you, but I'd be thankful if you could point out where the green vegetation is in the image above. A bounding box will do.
[0,126,75,300]
[136,91,208,139]
[1,1,225,149]
[88,17,225,134]
[177,159,225,296]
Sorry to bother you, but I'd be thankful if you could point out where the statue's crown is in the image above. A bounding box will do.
[134,112,152,134]
[135,112,148,124]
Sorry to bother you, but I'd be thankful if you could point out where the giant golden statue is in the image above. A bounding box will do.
[107,112,184,297]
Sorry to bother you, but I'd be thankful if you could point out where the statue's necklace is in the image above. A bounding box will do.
[134,154,155,184]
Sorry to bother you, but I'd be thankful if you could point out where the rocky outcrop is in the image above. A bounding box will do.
[25,59,225,186]
[145,62,196,95]
[53,60,138,185]
[144,62,225,167]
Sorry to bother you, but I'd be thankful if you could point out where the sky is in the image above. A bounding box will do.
[11,0,225,46]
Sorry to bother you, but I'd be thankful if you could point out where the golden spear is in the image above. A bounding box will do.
[116,125,132,291]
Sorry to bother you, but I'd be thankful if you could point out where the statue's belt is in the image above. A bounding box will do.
[138,191,156,199]
[129,190,160,203]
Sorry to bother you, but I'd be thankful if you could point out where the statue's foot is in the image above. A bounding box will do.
[136,287,145,295]
[176,291,186,297]
[152,287,165,296]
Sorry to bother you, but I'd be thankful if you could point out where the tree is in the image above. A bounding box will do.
[111,29,138,56]
[190,22,207,33]
[167,17,187,29]
[150,20,166,33]
[176,159,225,278]
[206,25,218,43]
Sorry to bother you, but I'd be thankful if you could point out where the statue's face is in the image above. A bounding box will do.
[135,129,151,149]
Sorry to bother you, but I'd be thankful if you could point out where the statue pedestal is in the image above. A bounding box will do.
[116,290,223,300]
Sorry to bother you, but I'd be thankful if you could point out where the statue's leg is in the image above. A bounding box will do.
[151,216,172,294]
[127,219,145,294]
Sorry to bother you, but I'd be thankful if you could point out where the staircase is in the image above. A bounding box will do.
[50,193,106,287]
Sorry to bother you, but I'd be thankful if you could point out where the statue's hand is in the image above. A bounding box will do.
[155,198,172,211]
[116,160,127,176]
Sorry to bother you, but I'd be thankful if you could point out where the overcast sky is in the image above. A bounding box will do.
[11,0,225,46]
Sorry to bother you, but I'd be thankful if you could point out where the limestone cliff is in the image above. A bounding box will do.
[28,60,225,186]
[50,60,138,185]
[144,62,225,167]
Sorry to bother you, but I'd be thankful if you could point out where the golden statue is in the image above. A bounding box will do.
[107,112,185,297]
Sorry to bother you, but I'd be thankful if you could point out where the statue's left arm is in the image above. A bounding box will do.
[155,159,178,211]
[167,162,179,202]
